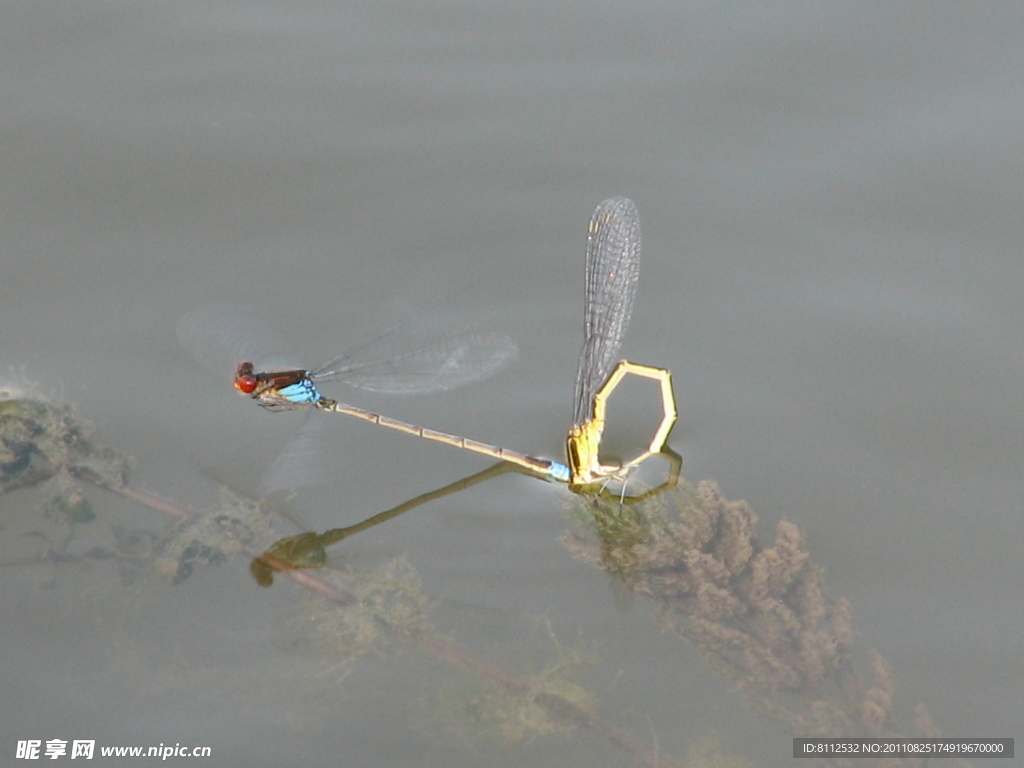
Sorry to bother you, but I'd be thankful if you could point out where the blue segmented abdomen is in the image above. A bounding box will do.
[548,462,571,483]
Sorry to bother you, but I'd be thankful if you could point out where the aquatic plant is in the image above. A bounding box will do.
[1,392,967,767]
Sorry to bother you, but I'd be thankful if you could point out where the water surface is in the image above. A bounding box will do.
[1,4,1020,766]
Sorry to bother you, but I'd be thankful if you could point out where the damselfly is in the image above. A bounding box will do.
[230,197,677,491]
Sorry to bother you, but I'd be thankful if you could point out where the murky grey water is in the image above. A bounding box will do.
[2,4,1021,766]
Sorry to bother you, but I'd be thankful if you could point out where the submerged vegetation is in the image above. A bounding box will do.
[1,390,967,767]
[565,486,942,742]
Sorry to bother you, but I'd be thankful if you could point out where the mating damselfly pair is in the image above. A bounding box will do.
[197,197,678,497]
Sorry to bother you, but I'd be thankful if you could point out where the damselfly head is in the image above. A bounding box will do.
[234,362,258,394]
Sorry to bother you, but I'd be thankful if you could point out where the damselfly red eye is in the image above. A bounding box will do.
[235,362,258,394]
